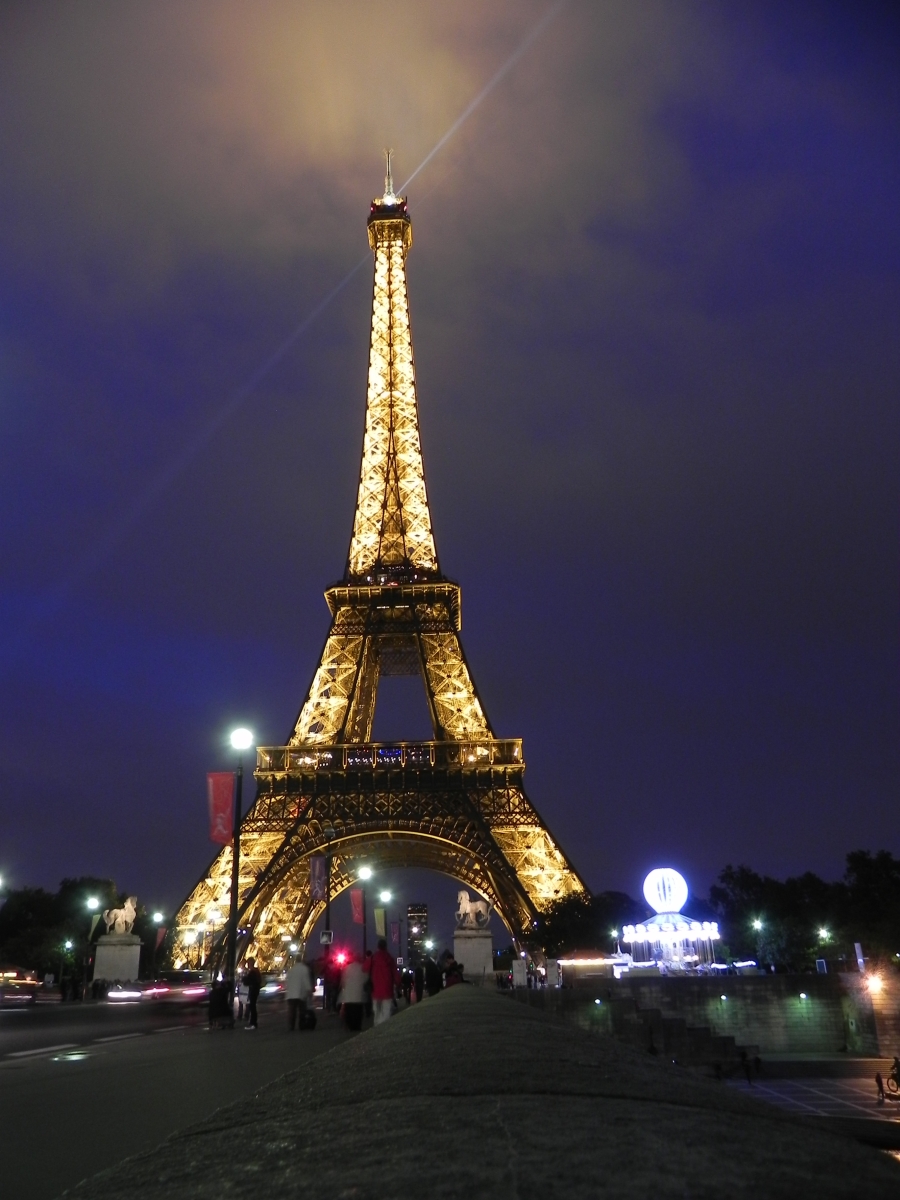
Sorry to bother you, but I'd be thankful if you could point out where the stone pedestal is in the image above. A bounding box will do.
[453,928,494,986]
[92,934,141,983]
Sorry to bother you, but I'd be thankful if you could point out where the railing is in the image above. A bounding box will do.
[256,739,523,774]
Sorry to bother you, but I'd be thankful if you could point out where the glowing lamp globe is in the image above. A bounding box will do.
[643,868,689,915]
[379,890,392,903]
[230,728,254,751]
[358,866,373,881]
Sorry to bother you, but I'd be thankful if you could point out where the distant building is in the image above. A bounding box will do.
[407,903,428,965]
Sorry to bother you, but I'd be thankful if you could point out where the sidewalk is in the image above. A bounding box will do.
[69,987,900,1199]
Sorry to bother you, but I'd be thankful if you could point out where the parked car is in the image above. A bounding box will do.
[0,967,38,1006]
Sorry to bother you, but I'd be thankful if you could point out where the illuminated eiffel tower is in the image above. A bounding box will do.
[174,157,586,968]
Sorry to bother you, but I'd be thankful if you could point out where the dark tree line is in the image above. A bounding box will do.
[532,850,900,970]
[531,891,640,957]
[0,877,156,979]
[709,850,900,970]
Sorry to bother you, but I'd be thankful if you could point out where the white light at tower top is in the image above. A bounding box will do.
[643,868,689,915]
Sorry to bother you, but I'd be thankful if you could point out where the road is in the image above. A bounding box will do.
[0,998,353,1200]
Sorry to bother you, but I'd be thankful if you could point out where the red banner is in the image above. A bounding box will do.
[155,927,167,951]
[350,888,364,925]
[207,772,234,845]
[390,921,399,946]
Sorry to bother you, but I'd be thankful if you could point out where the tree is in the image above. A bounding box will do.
[0,876,120,977]
[843,850,900,961]
[709,852,900,972]
[534,891,639,957]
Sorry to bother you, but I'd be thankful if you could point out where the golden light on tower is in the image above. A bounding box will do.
[172,160,585,970]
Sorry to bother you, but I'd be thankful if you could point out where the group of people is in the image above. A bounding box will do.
[209,944,465,1033]
[208,957,262,1030]
[327,943,464,1030]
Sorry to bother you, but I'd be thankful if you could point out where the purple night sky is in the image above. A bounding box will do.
[1,2,897,936]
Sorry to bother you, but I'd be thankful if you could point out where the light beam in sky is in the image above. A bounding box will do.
[23,1,571,636]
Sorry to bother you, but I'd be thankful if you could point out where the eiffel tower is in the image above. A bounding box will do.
[174,157,586,969]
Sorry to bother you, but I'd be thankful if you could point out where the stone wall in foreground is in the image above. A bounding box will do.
[511,972,900,1056]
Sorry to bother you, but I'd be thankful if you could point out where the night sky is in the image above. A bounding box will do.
[1,2,897,935]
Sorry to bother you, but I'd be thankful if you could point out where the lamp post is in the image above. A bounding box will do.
[152,912,165,978]
[323,825,336,935]
[379,889,392,954]
[227,728,254,991]
[358,866,372,955]
[60,939,73,997]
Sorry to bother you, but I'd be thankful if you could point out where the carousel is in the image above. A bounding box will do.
[621,867,721,972]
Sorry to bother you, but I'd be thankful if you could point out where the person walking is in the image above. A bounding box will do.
[339,955,366,1032]
[285,957,313,1030]
[323,951,342,1014]
[365,937,400,1026]
[414,963,424,1003]
[243,958,262,1029]
[424,954,442,997]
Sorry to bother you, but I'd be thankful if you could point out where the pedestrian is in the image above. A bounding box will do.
[413,964,424,1003]
[339,955,366,1032]
[286,957,313,1030]
[363,949,374,1018]
[401,969,412,1006]
[876,1072,885,1104]
[243,957,262,1029]
[323,951,342,1013]
[442,953,464,988]
[208,978,231,1029]
[424,955,442,997]
[365,938,400,1026]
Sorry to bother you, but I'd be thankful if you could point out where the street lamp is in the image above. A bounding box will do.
[357,866,372,955]
[152,912,164,924]
[323,824,336,936]
[226,727,254,992]
[87,897,99,911]
[752,918,764,932]
[818,927,830,941]
[379,890,392,904]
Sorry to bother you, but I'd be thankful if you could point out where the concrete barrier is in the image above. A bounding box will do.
[68,986,900,1199]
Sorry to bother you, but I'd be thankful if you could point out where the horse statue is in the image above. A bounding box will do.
[455,890,493,929]
[103,896,137,935]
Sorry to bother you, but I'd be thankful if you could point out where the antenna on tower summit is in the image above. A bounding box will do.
[383,148,396,203]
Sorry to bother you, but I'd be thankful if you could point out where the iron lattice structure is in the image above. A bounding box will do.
[174,166,586,969]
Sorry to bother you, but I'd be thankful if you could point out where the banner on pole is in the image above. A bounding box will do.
[374,907,386,938]
[89,914,103,940]
[155,927,167,951]
[207,772,234,845]
[390,921,399,946]
[351,888,364,925]
[310,855,327,902]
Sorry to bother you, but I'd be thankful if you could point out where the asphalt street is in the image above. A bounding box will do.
[0,999,353,1200]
